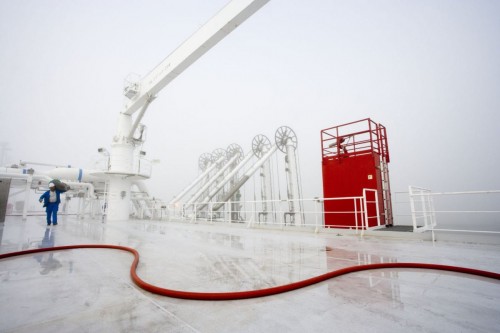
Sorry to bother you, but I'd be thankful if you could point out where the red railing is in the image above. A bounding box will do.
[321,118,390,162]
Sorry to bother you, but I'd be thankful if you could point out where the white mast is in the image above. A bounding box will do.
[275,126,303,225]
[252,134,274,222]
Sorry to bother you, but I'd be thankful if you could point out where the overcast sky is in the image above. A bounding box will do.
[1,0,499,202]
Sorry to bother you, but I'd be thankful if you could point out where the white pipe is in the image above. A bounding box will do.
[284,140,302,225]
[185,153,247,206]
[0,169,103,187]
[0,172,52,185]
[260,160,273,219]
[0,167,33,175]
[19,161,69,168]
[194,151,255,207]
[45,167,103,183]
[0,172,30,179]
[64,181,96,199]
[169,156,224,205]
[0,172,97,201]
[209,145,278,211]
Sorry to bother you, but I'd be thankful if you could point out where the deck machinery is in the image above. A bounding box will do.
[321,118,393,229]
[169,126,304,225]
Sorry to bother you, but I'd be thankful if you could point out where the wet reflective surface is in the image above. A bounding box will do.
[1,215,499,332]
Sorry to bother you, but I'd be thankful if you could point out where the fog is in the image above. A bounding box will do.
[1,0,499,203]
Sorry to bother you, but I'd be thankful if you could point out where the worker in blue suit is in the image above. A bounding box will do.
[39,182,66,226]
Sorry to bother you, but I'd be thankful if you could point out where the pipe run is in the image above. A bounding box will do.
[1,244,498,301]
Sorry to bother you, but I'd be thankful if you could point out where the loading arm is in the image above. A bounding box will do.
[185,152,252,207]
[169,155,224,205]
[198,144,278,211]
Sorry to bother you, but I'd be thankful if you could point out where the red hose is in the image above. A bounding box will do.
[1,244,499,301]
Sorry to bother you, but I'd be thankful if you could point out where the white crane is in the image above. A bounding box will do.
[106,0,270,220]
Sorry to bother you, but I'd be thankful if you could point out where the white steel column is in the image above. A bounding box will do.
[259,160,273,222]
[284,140,303,225]
[107,113,134,221]
[252,134,274,222]
[22,175,32,221]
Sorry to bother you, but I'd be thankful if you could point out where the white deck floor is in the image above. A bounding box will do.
[1,215,499,332]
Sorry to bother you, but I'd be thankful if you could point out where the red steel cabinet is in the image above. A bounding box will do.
[321,119,392,229]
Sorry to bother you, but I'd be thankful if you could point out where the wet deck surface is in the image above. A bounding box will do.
[1,215,499,332]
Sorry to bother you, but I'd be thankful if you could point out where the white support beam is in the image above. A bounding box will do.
[123,0,270,116]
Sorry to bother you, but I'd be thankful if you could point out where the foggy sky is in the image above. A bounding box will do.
[1,0,499,202]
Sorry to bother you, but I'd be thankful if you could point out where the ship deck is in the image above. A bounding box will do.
[1,215,499,332]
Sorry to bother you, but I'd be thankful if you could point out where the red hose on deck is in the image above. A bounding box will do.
[1,244,499,301]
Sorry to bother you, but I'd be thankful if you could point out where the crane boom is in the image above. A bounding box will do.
[123,0,270,116]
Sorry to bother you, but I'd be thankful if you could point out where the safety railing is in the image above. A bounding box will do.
[162,190,381,233]
[408,186,436,233]
[162,188,500,237]
[321,118,390,162]
[170,198,322,228]
[321,196,365,230]
[406,187,500,235]
[363,188,381,228]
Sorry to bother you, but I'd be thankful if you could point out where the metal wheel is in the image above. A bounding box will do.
[211,148,227,165]
[226,143,244,163]
[198,153,212,171]
[275,126,297,153]
[252,134,271,158]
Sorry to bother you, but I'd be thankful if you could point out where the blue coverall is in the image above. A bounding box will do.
[39,189,65,225]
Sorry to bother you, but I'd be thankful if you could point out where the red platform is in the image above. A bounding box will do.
[321,118,392,229]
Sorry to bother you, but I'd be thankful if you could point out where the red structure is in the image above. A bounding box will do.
[321,119,393,229]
